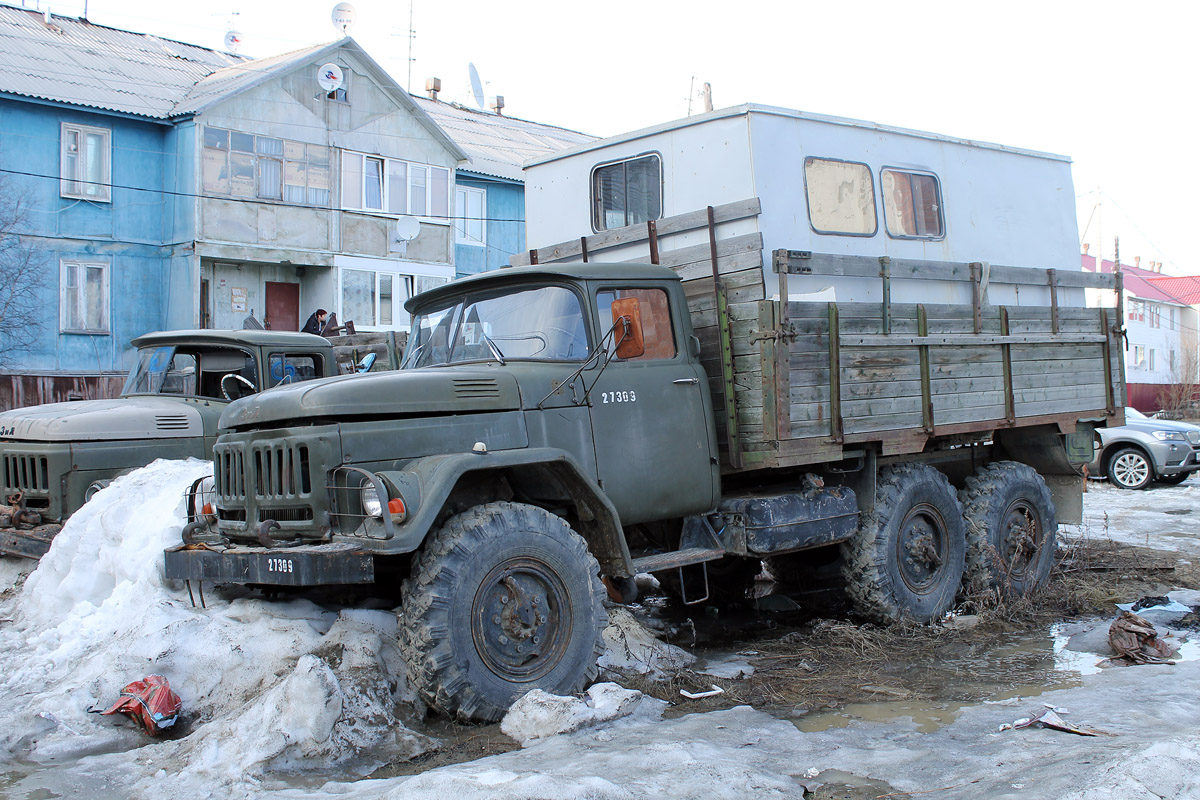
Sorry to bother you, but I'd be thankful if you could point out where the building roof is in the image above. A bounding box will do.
[172,40,336,116]
[526,102,1072,169]
[0,4,244,119]
[1082,254,1192,305]
[414,97,594,182]
[1147,275,1200,306]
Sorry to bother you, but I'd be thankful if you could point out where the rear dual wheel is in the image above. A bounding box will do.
[842,464,966,624]
[959,461,1057,597]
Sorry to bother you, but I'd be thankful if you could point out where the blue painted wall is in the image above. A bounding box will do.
[454,173,525,278]
[0,97,178,373]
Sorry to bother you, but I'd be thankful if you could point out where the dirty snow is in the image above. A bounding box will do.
[1,459,1199,800]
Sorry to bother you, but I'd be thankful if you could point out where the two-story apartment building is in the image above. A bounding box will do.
[0,5,465,407]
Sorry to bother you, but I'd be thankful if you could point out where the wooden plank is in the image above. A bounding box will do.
[512,198,762,266]
[772,250,1118,290]
[672,239,764,281]
[842,333,1107,348]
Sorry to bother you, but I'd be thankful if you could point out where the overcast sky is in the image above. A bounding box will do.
[45,0,1200,274]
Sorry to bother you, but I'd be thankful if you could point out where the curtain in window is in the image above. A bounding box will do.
[379,274,393,325]
[431,168,448,219]
[85,266,105,330]
[624,157,660,225]
[388,161,407,214]
[409,166,427,216]
[342,269,376,326]
[63,129,80,195]
[63,263,80,329]
[364,157,384,210]
[84,132,105,197]
[258,158,282,199]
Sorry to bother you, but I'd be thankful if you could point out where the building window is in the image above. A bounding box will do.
[1149,304,1161,328]
[203,127,330,206]
[60,260,109,333]
[1149,349,1156,371]
[1128,300,1145,323]
[1134,345,1146,368]
[881,168,943,238]
[1170,349,1177,372]
[804,157,877,237]
[455,186,486,246]
[1170,307,1176,330]
[341,151,449,219]
[327,66,351,103]
[591,153,662,231]
[60,123,111,201]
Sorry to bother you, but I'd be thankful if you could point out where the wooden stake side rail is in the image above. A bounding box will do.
[509,203,1123,475]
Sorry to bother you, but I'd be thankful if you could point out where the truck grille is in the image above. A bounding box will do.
[2,453,50,495]
[215,442,312,501]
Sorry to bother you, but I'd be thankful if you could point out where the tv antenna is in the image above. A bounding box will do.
[331,2,356,36]
[468,62,486,110]
[223,29,244,53]
[317,63,344,94]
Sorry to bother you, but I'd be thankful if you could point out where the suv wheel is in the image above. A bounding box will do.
[1107,447,1153,490]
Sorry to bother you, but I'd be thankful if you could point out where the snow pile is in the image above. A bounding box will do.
[500,683,662,745]
[598,607,695,677]
[0,460,428,793]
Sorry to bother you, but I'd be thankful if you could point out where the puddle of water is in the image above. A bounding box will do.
[795,699,966,734]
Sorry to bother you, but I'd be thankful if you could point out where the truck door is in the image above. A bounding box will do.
[589,286,718,525]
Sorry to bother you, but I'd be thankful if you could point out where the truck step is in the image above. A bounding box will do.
[632,547,726,574]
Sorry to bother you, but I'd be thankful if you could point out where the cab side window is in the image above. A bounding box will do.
[268,353,324,387]
[596,288,675,361]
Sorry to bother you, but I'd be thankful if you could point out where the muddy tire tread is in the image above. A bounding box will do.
[398,501,606,722]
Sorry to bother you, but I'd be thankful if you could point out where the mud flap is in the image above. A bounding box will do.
[163,542,375,585]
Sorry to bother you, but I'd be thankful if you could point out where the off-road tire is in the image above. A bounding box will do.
[959,461,1057,597]
[841,463,966,624]
[1106,447,1153,490]
[657,556,762,606]
[398,501,606,722]
[1156,472,1191,486]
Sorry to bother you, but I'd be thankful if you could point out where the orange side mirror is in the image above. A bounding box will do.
[611,297,645,359]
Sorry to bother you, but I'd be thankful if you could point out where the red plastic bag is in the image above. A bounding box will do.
[101,675,182,735]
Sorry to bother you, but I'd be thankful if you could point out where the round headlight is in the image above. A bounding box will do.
[84,480,111,502]
[361,481,383,518]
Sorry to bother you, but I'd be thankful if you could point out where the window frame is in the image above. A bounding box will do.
[592,283,680,363]
[879,166,945,241]
[454,185,487,246]
[590,151,664,233]
[341,149,451,222]
[60,122,112,202]
[59,258,110,334]
[802,156,878,238]
[202,126,331,207]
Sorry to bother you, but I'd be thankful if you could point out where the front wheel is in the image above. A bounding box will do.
[841,463,966,624]
[1107,447,1153,490]
[398,502,606,722]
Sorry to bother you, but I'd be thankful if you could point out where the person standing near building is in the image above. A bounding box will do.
[301,308,328,336]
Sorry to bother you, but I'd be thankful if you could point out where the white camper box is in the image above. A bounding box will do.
[520,104,1085,308]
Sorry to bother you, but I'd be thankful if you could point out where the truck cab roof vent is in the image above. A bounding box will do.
[155,415,191,431]
[452,378,501,398]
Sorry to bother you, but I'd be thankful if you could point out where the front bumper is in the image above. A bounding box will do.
[164,541,374,585]
[0,523,62,559]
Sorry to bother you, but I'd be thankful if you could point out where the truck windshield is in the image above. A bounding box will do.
[122,345,260,400]
[403,285,589,368]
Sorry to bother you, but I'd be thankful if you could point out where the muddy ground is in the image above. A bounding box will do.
[366,512,1200,794]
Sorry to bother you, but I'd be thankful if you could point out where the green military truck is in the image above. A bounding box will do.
[0,330,344,559]
[166,247,1122,722]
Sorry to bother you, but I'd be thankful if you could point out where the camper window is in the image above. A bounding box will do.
[882,169,944,239]
[803,158,877,237]
[591,153,662,231]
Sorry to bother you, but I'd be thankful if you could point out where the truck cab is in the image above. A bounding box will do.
[0,330,335,558]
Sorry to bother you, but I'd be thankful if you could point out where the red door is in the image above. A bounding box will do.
[265,282,300,331]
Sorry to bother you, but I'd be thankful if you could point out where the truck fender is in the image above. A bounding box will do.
[375,447,633,577]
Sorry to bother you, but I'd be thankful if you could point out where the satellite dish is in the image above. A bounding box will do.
[331,2,356,35]
[395,216,421,242]
[317,63,344,93]
[468,62,485,110]
[224,30,243,53]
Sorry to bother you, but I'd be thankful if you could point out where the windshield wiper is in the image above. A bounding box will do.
[481,333,507,365]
